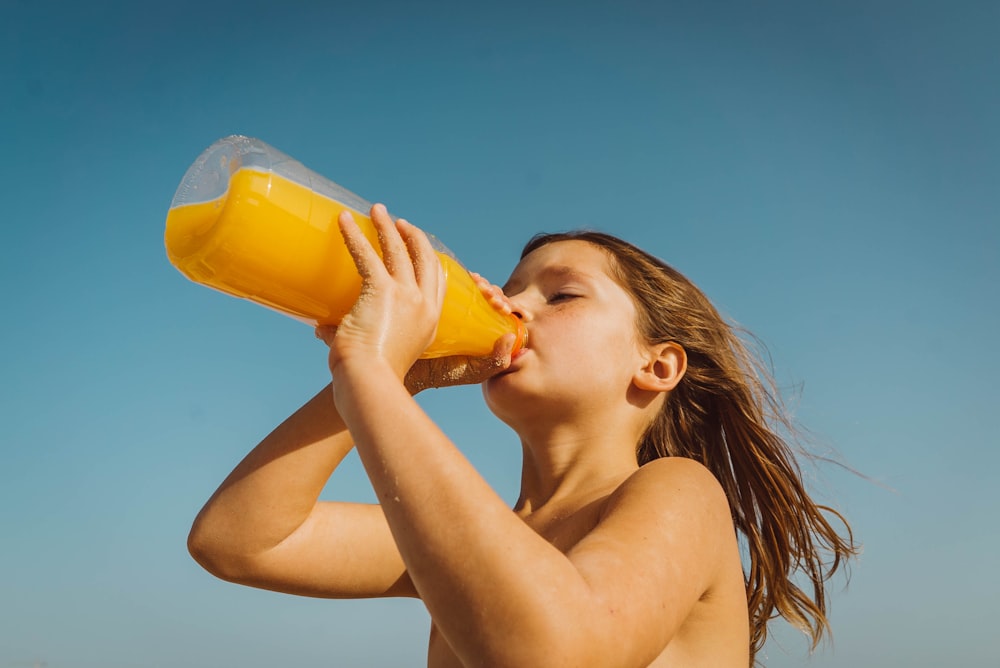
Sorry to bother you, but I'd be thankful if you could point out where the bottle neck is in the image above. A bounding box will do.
[510,315,527,356]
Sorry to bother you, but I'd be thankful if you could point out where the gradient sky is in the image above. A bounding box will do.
[2,1,998,666]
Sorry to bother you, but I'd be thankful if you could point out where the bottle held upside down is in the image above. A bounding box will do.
[164,136,525,358]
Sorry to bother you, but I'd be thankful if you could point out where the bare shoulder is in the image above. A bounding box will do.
[572,455,736,585]
[579,457,737,598]
[562,457,746,665]
[603,456,731,527]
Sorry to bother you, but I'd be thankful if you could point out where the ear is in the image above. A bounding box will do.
[633,341,687,393]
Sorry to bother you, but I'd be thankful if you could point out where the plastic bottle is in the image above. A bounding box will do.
[164,135,525,358]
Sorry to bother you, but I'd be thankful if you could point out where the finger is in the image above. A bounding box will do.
[464,332,516,382]
[471,272,512,314]
[470,271,489,290]
[397,218,444,302]
[315,325,338,345]
[487,285,512,314]
[369,203,414,280]
[338,210,383,281]
[490,332,517,366]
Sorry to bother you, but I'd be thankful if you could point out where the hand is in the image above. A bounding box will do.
[398,270,518,392]
[315,260,518,393]
[322,203,445,380]
[403,330,517,393]
[469,270,515,319]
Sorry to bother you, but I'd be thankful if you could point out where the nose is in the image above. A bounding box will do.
[506,295,530,322]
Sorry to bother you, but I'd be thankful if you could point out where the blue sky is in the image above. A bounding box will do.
[2,1,997,666]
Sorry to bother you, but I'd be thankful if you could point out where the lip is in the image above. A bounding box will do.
[491,347,527,380]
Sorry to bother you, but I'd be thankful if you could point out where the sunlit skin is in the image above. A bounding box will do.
[188,204,749,667]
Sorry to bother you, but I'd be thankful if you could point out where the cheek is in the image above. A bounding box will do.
[535,315,596,362]
[555,321,639,379]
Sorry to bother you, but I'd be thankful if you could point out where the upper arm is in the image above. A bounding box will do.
[564,457,737,664]
[207,501,418,599]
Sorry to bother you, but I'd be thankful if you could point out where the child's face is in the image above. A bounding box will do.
[483,240,649,424]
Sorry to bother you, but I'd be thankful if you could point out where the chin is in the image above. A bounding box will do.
[482,376,561,427]
[482,374,528,418]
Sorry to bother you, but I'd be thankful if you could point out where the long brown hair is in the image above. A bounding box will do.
[521,231,858,666]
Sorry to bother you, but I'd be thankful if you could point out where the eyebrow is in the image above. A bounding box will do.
[502,265,594,294]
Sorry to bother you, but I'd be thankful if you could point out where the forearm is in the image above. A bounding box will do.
[332,364,596,663]
[189,384,354,559]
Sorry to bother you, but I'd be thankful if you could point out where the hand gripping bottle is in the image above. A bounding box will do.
[164,136,525,358]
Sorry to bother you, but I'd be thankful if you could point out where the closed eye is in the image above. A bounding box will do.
[547,292,579,304]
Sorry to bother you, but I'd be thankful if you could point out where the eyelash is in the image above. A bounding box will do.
[548,292,577,303]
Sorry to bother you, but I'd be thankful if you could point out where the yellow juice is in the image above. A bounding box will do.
[165,167,524,358]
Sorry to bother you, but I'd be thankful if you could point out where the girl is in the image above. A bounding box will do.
[188,204,857,667]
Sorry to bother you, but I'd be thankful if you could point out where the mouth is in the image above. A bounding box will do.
[490,347,526,380]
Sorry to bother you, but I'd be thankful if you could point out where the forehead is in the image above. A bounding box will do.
[504,240,615,289]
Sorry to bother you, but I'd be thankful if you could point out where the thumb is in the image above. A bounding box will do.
[470,332,517,377]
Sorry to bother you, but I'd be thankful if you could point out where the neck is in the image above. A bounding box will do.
[514,423,640,515]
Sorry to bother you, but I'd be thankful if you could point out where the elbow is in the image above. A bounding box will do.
[186,518,224,576]
[186,515,253,583]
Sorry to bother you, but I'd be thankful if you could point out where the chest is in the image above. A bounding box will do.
[519,497,609,553]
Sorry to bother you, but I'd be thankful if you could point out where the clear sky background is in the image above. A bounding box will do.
[2,1,997,666]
